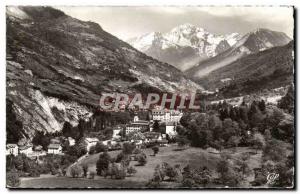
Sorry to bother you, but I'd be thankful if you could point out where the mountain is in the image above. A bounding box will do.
[6,6,202,139]
[196,41,294,98]
[185,28,292,79]
[127,23,241,71]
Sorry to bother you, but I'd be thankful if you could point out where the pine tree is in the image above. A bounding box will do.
[278,85,294,113]
[258,100,266,112]
[152,120,160,132]
[248,102,263,128]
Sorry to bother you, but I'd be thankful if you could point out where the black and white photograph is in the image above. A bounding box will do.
[5,5,295,189]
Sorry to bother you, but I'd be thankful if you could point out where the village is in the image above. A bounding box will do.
[6,106,182,159]
[6,86,295,189]
[5,5,295,189]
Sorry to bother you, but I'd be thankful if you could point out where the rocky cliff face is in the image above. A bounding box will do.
[6,6,202,139]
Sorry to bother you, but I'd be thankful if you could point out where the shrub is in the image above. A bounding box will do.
[81,164,88,178]
[193,167,211,186]
[137,153,147,166]
[263,139,286,162]
[127,166,137,176]
[50,167,58,175]
[162,163,178,181]
[70,165,81,178]
[122,142,135,155]
[121,157,131,168]
[132,148,142,155]
[176,136,189,148]
[115,168,126,179]
[62,168,67,176]
[6,172,20,188]
[66,144,87,158]
[115,152,126,163]
[29,167,41,177]
[182,178,195,188]
[152,146,159,156]
[88,145,96,155]
[146,165,162,188]
[146,179,160,188]
[57,168,63,177]
[95,142,108,153]
[96,152,111,175]
[88,171,95,179]
[217,159,229,178]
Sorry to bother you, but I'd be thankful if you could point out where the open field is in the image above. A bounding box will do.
[20,145,263,188]
[20,175,147,189]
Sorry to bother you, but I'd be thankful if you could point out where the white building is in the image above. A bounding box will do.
[19,144,33,156]
[113,127,122,138]
[50,138,60,144]
[165,122,178,137]
[47,144,62,154]
[6,144,18,156]
[102,140,117,147]
[152,109,183,123]
[126,121,149,134]
[34,145,43,151]
[85,137,99,151]
[68,137,76,146]
[125,116,149,135]
[27,150,47,158]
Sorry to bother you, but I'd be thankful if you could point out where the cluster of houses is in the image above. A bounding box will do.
[125,107,182,137]
[6,143,46,158]
[6,107,183,158]
[151,108,183,123]
[6,135,120,158]
[6,143,49,158]
[125,115,150,134]
[6,136,75,158]
[122,107,183,146]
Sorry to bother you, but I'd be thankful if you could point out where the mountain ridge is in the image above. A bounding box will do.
[127,23,241,71]
[6,6,202,139]
[197,41,294,98]
[185,28,292,79]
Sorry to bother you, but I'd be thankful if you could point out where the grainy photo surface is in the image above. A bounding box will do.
[6,6,295,189]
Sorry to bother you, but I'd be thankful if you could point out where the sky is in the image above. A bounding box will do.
[57,6,294,41]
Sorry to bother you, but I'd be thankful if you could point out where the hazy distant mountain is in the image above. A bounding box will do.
[6,7,202,138]
[127,23,241,71]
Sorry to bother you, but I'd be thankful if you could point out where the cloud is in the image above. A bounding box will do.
[57,6,294,40]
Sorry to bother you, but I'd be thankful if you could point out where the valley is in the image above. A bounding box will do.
[6,6,295,190]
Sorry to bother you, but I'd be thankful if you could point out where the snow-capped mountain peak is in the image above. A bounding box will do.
[127,24,241,71]
[185,28,292,79]
[169,23,205,35]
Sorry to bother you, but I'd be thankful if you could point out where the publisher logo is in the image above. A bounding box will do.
[266,172,279,185]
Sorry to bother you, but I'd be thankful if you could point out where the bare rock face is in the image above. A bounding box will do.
[6,6,202,139]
